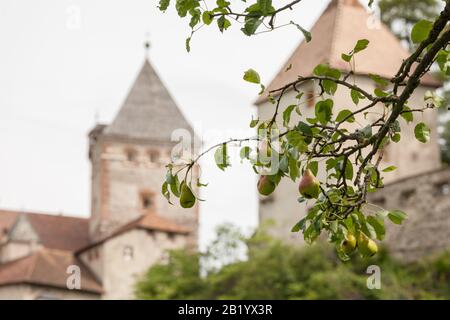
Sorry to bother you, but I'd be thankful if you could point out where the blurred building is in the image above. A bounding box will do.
[0,58,199,299]
[257,0,450,260]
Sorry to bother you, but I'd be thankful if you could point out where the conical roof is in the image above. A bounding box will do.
[256,0,440,104]
[104,59,193,142]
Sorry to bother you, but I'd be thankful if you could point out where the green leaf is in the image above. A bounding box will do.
[411,20,433,44]
[392,133,401,143]
[401,106,413,123]
[158,0,170,12]
[287,131,308,153]
[382,166,397,172]
[202,11,213,25]
[374,88,388,97]
[296,121,313,144]
[288,156,300,181]
[353,39,369,54]
[216,0,230,8]
[185,37,191,52]
[291,218,306,232]
[214,144,230,171]
[217,15,231,32]
[315,99,333,125]
[336,109,355,123]
[350,89,360,105]
[367,216,385,240]
[290,21,311,42]
[414,122,431,143]
[369,74,389,87]
[258,0,274,15]
[341,53,352,62]
[283,105,296,127]
[344,160,353,180]
[241,18,263,36]
[162,182,172,204]
[243,68,261,84]
[308,161,319,176]
[388,210,407,225]
[240,146,251,160]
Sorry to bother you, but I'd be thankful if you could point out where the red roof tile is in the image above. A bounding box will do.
[0,210,90,251]
[0,248,102,294]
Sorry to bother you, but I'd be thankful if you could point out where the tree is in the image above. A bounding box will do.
[379,0,441,50]
[135,224,450,300]
[159,0,450,259]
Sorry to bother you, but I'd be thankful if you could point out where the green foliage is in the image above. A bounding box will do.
[135,224,450,300]
[160,1,450,260]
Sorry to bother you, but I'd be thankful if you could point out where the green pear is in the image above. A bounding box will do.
[298,169,320,199]
[357,232,378,257]
[257,175,276,196]
[180,182,196,208]
[366,239,378,256]
[341,233,357,254]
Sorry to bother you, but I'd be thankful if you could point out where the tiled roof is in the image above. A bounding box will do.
[0,248,102,294]
[104,59,194,142]
[255,0,441,105]
[77,212,190,253]
[0,210,90,251]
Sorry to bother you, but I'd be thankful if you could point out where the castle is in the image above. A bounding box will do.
[0,59,199,299]
[257,0,450,261]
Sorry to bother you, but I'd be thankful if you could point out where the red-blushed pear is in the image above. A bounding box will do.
[341,233,357,254]
[258,139,272,158]
[298,169,320,199]
[257,175,276,196]
[180,182,196,208]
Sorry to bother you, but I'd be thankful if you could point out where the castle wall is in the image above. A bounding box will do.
[368,167,450,262]
[100,228,187,300]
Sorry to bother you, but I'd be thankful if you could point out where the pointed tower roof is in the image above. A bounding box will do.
[255,0,440,104]
[104,59,193,142]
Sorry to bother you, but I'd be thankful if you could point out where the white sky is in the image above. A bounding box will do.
[0,0,345,247]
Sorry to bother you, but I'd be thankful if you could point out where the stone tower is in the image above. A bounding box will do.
[88,59,199,245]
[255,0,442,244]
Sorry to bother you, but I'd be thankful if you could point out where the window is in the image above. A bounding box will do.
[372,197,386,207]
[125,148,137,162]
[306,89,315,108]
[400,189,416,205]
[123,245,134,261]
[435,182,450,196]
[148,150,160,163]
[140,191,155,210]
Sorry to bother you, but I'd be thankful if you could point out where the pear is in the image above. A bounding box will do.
[357,232,378,257]
[366,239,378,256]
[298,169,320,199]
[257,175,276,196]
[341,233,357,254]
[180,182,196,208]
[258,139,272,158]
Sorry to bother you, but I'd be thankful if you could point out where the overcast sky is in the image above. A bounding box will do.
[0,0,368,247]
